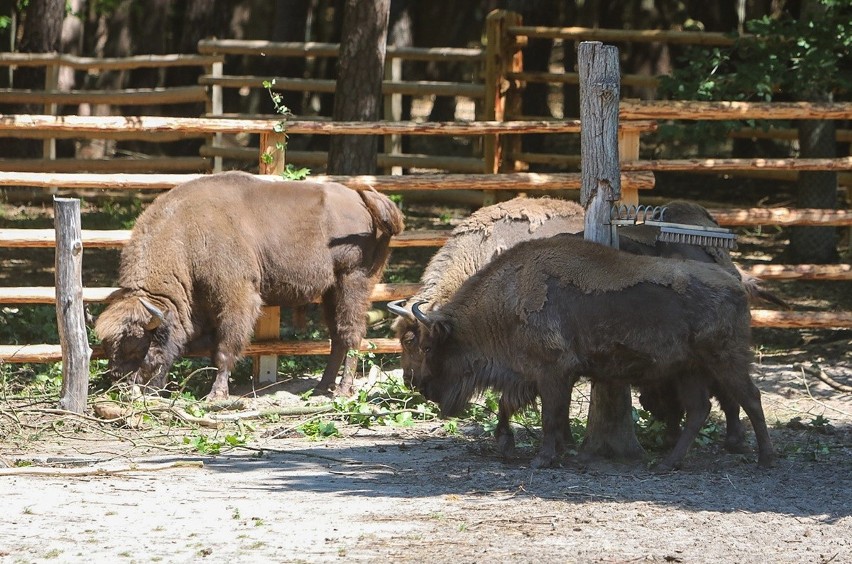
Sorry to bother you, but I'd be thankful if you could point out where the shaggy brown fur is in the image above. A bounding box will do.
[411,235,775,471]
[389,196,584,454]
[617,200,787,451]
[95,171,403,399]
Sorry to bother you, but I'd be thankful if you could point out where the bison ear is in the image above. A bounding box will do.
[431,317,453,345]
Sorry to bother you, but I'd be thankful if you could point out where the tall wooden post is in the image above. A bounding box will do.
[578,41,644,461]
[209,59,224,172]
[54,197,91,413]
[483,9,523,205]
[253,138,287,386]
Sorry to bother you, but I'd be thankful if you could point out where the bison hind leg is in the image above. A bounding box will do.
[721,369,776,468]
[653,378,711,472]
[713,386,748,453]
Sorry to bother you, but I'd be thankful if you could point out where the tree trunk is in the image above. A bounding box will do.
[788,0,839,264]
[327,0,390,175]
[0,0,65,158]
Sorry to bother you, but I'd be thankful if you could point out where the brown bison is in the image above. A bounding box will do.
[95,171,404,399]
[388,196,584,454]
[617,201,787,452]
[408,235,775,471]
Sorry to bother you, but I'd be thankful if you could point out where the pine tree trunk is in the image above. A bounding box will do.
[1,0,65,158]
[327,0,390,175]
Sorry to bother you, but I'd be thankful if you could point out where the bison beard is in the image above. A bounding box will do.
[95,171,403,399]
[410,235,775,471]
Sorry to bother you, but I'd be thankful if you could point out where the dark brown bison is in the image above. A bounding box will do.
[617,201,787,452]
[95,171,404,399]
[388,196,584,454]
[408,235,775,471]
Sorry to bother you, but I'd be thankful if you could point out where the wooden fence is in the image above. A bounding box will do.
[1,11,851,370]
[0,114,850,367]
[0,52,222,173]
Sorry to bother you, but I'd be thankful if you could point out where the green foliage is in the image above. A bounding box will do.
[83,198,143,229]
[183,432,247,455]
[633,408,724,451]
[262,79,312,181]
[283,164,311,180]
[660,1,852,102]
[331,371,437,428]
[299,419,340,439]
[0,305,59,344]
[2,362,63,396]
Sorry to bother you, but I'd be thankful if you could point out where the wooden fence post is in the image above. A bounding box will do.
[483,9,523,205]
[253,136,287,385]
[210,59,224,172]
[577,41,644,461]
[54,197,91,413]
[43,62,58,163]
[383,56,403,175]
[618,128,641,206]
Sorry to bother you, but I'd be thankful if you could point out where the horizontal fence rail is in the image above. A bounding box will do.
[4,308,852,364]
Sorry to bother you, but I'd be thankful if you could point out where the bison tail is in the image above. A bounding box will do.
[358,187,405,236]
[737,267,791,310]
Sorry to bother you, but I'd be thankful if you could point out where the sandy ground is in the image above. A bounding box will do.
[1,357,851,564]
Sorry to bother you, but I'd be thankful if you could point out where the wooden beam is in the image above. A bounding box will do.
[0,171,655,192]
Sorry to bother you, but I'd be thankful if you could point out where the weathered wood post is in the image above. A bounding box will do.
[577,41,644,460]
[54,197,91,413]
[483,9,523,205]
[253,135,287,385]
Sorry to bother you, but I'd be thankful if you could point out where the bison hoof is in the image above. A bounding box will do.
[758,454,777,468]
[651,458,681,473]
[205,389,230,402]
[530,453,559,469]
[496,433,516,459]
[724,438,750,454]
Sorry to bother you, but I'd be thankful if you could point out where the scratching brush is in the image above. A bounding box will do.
[609,204,737,250]
[655,222,737,249]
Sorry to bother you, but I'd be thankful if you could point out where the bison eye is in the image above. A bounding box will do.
[421,346,431,354]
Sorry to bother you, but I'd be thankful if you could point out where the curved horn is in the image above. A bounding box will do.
[139,297,165,330]
[410,301,432,326]
[386,299,415,321]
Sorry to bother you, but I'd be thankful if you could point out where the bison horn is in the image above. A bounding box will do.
[139,297,165,330]
[410,301,432,325]
[386,299,415,321]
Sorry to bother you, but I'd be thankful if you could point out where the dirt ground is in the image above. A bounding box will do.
[1,349,851,564]
[2,184,851,563]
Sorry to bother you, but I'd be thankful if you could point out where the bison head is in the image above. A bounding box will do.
[403,301,478,418]
[95,294,179,389]
[388,299,427,387]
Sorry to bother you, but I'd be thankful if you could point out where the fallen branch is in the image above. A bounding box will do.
[797,366,852,419]
[795,363,852,394]
[0,459,204,477]
[208,404,334,421]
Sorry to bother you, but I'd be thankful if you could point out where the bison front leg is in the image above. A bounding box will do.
[530,379,573,469]
[495,395,517,459]
[208,286,263,401]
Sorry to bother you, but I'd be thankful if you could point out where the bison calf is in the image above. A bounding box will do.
[95,171,403,399]
[409,235,775,471]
